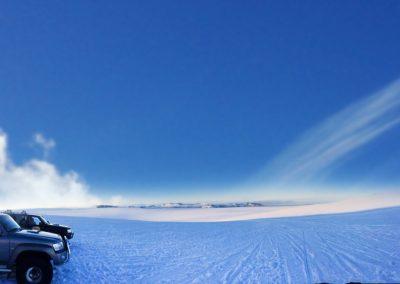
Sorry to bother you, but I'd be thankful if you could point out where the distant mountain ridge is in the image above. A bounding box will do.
[97,200,313,209]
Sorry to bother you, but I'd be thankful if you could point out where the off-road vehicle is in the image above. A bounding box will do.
[6,211,74,241]
[0,213,69,283]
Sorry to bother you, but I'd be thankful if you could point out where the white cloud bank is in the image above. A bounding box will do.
[0,130,100,210]
[33,133,56,159]
[257,78,400,185]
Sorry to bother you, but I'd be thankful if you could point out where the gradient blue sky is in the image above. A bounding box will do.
[1,1,400,201]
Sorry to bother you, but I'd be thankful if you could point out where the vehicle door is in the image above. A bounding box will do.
[18,215,29,229]
[0,225,9,265]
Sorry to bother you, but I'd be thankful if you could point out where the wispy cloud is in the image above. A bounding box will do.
[0,130,100,209]
[256,78,400,185]
[33,133,56,159]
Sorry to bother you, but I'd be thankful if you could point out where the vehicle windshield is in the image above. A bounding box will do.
[38,215,50,224]
[0,215,21,232]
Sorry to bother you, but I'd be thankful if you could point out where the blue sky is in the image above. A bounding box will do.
[1,1,400,203]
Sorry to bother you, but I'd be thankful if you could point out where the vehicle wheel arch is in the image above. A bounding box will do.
[16,251,51,266]
[15,252,53,284]
[10,244,55,266]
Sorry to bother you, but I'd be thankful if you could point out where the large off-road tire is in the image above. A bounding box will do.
[16,256,53,284]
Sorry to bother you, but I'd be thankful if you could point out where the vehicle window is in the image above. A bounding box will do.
[30,216,42,226]
[18,216,28,226]
[0,215,21,232]
[15,215,24,224]
[39,216,50,224]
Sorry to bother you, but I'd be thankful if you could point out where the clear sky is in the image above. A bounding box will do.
[1,1,400,204]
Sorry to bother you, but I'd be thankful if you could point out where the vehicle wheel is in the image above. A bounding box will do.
[16,256,53,284]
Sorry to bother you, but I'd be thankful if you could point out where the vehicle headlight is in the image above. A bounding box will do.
[67,229,72,234]
[53,241,64,252]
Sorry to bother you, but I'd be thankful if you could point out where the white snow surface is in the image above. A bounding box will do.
[6,206,400,283]
[31,193,400,222]
[2,206,399,283]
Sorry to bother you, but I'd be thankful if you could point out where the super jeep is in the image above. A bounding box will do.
[6,211,74,241]
[0,213,69,284]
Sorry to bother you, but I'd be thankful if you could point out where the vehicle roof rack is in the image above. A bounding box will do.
[2,210,27,215]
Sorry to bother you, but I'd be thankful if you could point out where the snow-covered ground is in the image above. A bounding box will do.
[14,206,400,283]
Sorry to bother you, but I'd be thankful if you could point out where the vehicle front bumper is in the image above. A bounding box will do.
[53,248,70,265]
[66,231,74,239]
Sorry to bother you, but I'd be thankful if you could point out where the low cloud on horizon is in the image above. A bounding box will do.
[0,130,100,209]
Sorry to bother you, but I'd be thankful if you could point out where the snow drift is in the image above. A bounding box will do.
[34,193,400,222]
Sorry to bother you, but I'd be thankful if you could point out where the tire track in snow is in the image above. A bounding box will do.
[190,240,257,283]
[278,227,314,283]
[239,233,286,283]
[272,233,290,284]
[302,231,312,283]
[222,238,263,283]
[314,230,365,281]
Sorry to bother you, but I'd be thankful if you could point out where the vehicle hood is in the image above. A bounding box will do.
[50,224,71,230]
[13,229,62,243]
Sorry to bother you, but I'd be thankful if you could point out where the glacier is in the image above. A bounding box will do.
[46,207,400,283]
